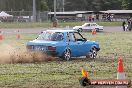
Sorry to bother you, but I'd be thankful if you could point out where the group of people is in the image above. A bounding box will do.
[102,13,113,21]
[88,14,99,22]
[122,19,132,31]
[88,13,113,22]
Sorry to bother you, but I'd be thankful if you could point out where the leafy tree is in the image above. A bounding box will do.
[130,0,132,9]
[92,0,122,11]
[122,0,132,9]
[40,0,48,11]
[122,0,128,9]
[46,0,54,11]
[65,0,90,11]
[0,0,132,11]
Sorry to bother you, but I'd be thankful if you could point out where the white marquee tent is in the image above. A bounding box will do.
[0,11,13,17]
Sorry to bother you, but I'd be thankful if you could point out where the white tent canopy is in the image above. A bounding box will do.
[0,11,13,17]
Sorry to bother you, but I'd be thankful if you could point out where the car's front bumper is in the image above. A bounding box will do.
[46,51,58,56]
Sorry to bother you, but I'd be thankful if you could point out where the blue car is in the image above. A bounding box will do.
[26,29,100,60]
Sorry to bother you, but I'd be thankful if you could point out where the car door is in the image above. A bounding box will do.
[66,32,81,57]
[83,23,90,30]
[73,32,90,56]
[91,23,98,30]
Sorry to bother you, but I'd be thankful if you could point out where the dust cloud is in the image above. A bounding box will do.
[0,44,60,64]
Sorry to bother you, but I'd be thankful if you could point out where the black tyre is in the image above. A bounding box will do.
[86,48,97,59]
[95,28,99,32]
[63,49,71,61]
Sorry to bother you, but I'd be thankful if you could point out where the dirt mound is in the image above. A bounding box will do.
[0,44,61,64]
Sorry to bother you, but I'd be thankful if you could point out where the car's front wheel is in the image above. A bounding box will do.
[86,48,97,59]
[63,49,71,61]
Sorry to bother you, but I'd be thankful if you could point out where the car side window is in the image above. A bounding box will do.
[74,32,84,41]
[91,24,97,26]
[51,32,64,41]
[86,24,90,26]
[68,32,75,42]
[91,24,94,26]
[56,33,64,41]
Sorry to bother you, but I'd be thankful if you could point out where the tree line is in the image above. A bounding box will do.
[0,0,132,12]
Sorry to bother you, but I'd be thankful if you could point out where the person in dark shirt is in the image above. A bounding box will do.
[122,21,126,31]
[128,20,132,31]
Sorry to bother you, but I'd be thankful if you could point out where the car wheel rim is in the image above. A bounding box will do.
[89,52,93,58]
[92,50,97,59]
[89,49,97,59]
[64,49,71,61]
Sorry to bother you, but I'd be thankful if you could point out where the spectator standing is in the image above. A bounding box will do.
[130,20,132,31]
[88,15,92,22]
[107,14,111,21]
[122,21,126,31]
[128,19,132,31]
[96,14,99,21]
[92,14,95,22]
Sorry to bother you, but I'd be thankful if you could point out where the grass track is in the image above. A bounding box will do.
[0,31,131,88]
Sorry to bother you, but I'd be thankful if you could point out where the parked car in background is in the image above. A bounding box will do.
[73,23,103,32]
[26,29,100,60]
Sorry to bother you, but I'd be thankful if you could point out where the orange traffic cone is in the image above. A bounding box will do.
[116,56,127,88]
[117,56,125,79]
[16,30,21,39]
[0,31,3,40]
[81,67,88,77]
[92,29,96,35]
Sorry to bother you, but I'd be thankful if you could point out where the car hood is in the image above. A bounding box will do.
[27,39,58,46]
[87,40,98,43]
[87,40,99,45]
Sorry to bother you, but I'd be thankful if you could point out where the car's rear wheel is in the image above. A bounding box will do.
[95,28,99,32]
[63,49,71,61]
[86,48,97,59]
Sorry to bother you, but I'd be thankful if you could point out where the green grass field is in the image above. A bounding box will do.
[0,21,122,28]
[0,31,131,88]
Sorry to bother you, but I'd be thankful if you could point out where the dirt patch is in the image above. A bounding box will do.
[0,44,61,64]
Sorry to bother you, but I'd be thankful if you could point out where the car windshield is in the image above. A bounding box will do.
[91,23,98,26]
[36,32,64,41]
[82,23,88,26]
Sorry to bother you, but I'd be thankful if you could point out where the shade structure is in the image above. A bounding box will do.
[0,11,13,17]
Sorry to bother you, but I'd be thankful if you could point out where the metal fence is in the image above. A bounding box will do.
[0,11,131,22]
[0,11,49,22]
